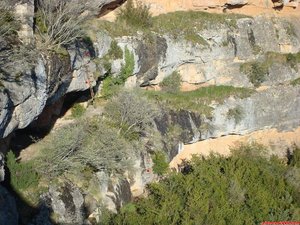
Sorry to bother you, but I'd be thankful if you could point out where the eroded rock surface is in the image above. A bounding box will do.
[45,183,86,225]
[94,16,300,90]
[0,0,129,139]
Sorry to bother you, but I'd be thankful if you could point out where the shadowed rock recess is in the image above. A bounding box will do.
[1,0,300,224]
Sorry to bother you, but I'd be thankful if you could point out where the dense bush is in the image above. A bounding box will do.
[104,89,160,139]
[116,0,152,29]
[287,52,300,71]
[152,152,169,175]
[103,144,300,224]
[241,52,300,87]
[71,103,86,118]
[6,151,39,192]
[37,117,135,177]
[160,71,181,93]
[240,61,268,87]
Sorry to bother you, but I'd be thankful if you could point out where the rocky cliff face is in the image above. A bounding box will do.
[111,16,300,88]
[1,0,300,141]
[1,2,300,224]
[93,12,300,155]
[0,0,120,140]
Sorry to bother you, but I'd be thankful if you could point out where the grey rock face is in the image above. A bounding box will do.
[210,86,300,138]
[0,0,127,139]
[67,41,97,93]
[94,171,132,213]
[104,16,300,89]
[46,183,85,225]
[0,59,48,138]
[0,185,19,225]
[14,0,34,44]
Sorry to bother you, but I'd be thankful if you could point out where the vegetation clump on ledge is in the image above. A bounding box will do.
[85,3,250,45]
[160,71,182,93]
[144,85,254,116]
[240,51,300,87]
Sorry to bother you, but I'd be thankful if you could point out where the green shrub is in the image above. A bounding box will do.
[106,40,123,60]
[120,47,135,81]
[106,144,300,224]
[241,52,300,87]
[160,71,181,93]
[152,152,169,175]
[6,151,39,192]
[264,52,300,71]
[71,103,86,118]
[116,0,152,29]
[101,47,134,98]
[101,76,122,98]
[287,52,300,71]
[289,146,300,168]
[227,106,244,124]
[35,10,48,34]
[37,117,135,177]
[291,77,300,86]
[240,61,268,87]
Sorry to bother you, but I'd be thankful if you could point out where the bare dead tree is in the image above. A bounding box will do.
[35,0,99,51]
[104,89,161,137]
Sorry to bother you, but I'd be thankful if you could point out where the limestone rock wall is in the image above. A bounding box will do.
[210,85,300,138]
[94,14,300,156]
[0,0,119,140]
[96,16,300,89]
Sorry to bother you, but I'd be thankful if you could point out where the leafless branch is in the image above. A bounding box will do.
[36,0,99,51]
